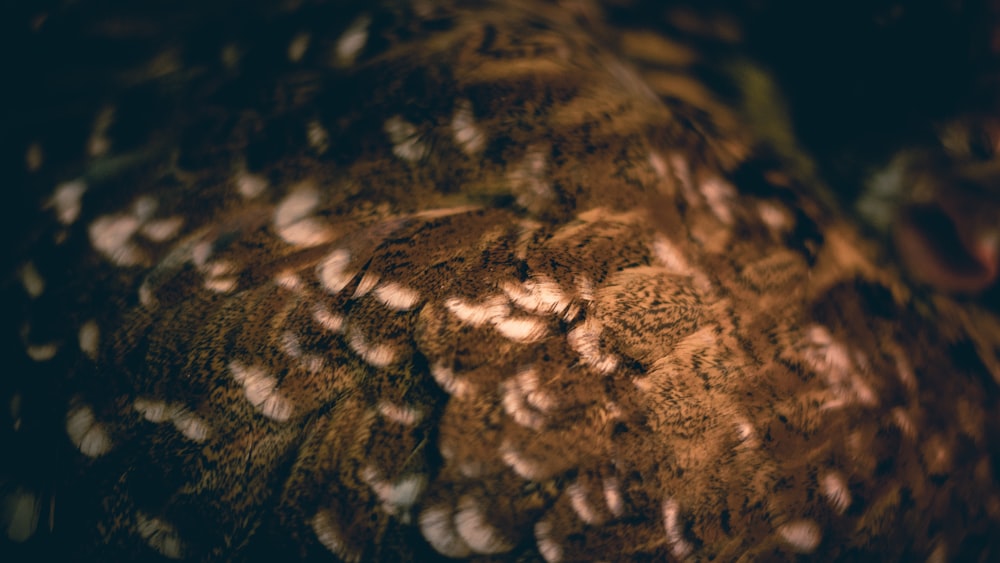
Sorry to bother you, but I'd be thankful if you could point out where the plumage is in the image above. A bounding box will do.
[3,1,1000,561]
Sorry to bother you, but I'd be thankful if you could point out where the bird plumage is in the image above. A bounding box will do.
[3,1,1000,561]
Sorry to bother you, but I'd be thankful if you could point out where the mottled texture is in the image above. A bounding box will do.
[3,1,1000,562]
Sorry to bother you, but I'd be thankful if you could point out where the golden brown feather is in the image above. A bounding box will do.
[3,1,1000,562]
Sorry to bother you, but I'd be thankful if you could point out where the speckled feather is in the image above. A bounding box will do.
[3,1,1000,562]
